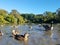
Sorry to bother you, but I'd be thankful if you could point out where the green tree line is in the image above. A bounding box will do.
[21,8,60,24]
[0,9,25,25]
[0,8,60,25]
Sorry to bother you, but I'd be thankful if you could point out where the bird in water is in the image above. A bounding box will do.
[50,23,53,30]
[12,30,29,41]
[43,24,53,31]
[29,26,33,30]
[38,24,42,27]
[0,25,4,36]
[12,30,20,35]
[14,33,29,41]
[0,30,3,36]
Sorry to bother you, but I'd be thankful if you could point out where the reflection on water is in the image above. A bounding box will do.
[0,24,60,45]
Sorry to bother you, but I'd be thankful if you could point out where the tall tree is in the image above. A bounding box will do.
[0,9,8,17]
[56,8,60,22]
[10,9,20,18]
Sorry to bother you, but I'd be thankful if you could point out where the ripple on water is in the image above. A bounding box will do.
[0,24,60,45]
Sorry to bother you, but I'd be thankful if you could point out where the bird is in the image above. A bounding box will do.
[43,24,53,31]
[0,30,3,36]
[50,24,53,30]
[14,33,29,41]
[38,24,42,27]
[29,26,33,30]
[12,30,29,41]
[0,25,3,27]
[12,30,20,35]
[0,25,4,36]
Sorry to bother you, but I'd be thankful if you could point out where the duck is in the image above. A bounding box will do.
[50,23,53,30]
[29,26,32,30]
[38,24,42,27]
[12,30,20,35]
[12,30,29,41]
[0,30,3,36]
[11,25,18,29]
[0,25,3,27]
[14,33,29,41]
[43,24,53,31]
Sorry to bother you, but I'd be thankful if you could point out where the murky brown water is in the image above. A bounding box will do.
[0,24,60,45]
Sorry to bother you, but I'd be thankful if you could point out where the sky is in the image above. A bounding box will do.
[0,0,60,14]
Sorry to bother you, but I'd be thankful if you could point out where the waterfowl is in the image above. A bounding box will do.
[38,24,42,27]
[0,25,3,27]
[29,26,32,29]
[14,33,29,41]
[0,31,3,36]
[12,30,20,35]
[11,25,18,29]
[50,24,53,30]
[43,24,53,31]
[0,25,4,36]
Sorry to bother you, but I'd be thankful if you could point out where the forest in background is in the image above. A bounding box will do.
[0,8,60,25]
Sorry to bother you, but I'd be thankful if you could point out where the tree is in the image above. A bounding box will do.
[5,15,17,24]
[56,8,60,22]
[10,9,20,18]
[0,9,8,17]
[0,15,8,24]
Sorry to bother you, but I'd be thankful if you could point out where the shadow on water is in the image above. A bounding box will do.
[0,24,60,45]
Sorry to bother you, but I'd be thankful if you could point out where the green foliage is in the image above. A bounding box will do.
[0,15,8,24]
[5,15,17,24]
[0,8,60,25]
[0,9,8,17]
[17,16,25,24]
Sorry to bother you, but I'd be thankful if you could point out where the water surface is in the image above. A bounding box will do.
[0,24,60,45]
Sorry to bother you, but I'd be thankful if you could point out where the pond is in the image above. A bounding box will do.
[0,24,60,45]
